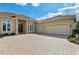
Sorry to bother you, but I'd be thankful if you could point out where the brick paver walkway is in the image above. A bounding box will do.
[0,34,79,55]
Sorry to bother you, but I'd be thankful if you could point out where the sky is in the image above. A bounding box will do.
[0,3,79,20]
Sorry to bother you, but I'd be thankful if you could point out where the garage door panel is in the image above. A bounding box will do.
[45,25,68,35]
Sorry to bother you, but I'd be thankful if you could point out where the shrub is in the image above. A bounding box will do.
[0,36,3,38]
[72,30,79,35]
[68,37,78,43]
[68,35,79,44]
[67,35,75,39]
[4,33,9,36]
[76,40,79,44]
[10,33,15,35]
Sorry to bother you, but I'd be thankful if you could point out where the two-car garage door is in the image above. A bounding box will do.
[45,24,69,36]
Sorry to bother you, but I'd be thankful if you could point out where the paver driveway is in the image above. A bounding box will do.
[0,34,79,55]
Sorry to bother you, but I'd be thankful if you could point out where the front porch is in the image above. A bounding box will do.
[15,19,27,34]
[15,19,35,34]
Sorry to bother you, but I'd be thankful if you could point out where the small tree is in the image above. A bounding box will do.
[76,21,79,29]
[73,21,79,35]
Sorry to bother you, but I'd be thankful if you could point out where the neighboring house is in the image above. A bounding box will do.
[0,12,76,36]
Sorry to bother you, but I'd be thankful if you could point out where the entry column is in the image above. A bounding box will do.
[26,20,29,34]
[16,19,18,34]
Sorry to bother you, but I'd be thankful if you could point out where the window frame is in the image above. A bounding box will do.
[2,18,12,33]
[2,19,6,32]
[29,22,34,32]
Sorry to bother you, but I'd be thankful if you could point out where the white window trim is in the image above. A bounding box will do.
[28,22,34,32]
[1,19,12,33]
[7,19,12,33]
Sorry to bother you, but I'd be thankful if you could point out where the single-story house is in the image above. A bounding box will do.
[0,12,76,36]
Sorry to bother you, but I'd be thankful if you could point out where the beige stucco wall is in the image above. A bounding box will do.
[44,18,74,25]
[0,18,1,34]
[0,18,16,35]
[36,17,75,36]
[0,12,31,35]
[36,21,45,33]
[11,19,16,33]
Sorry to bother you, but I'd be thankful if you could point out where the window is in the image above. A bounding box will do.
[31,23,34,30]
[29,23,34,31]
[3,22,6,31]
[7,23,11,31]
[2,19,11,32]
[7,20,11,31]
[30,25,32,31]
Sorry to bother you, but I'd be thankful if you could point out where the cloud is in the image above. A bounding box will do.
[16,3,40,7]
[16,3,79,20]
[31,3,40,7]
[64,3,70,7]
[39,3,79,20]
[16,3,28,6]
[64,3,75,7]
[36,16,47,20]
[59,3,79,14]
[45,12,62,18]
[36,3,79,20]
[58,3,79,21]
[36,11,63,20]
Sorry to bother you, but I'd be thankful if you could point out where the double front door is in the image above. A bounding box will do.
[18,20,24,34]
[18,23,23,34]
